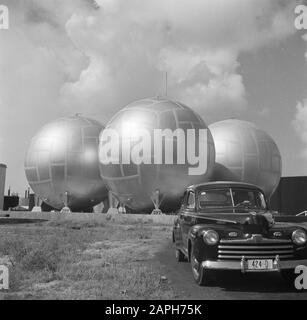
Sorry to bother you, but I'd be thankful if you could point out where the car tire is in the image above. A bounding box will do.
[281,269,297,288]
[190,245,212,286]
[175,249,186,262]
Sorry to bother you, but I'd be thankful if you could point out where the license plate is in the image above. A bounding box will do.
[247,259,273,270]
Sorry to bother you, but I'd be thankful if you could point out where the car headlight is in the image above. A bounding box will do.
[292,229,307,245]
[202,230,219,245]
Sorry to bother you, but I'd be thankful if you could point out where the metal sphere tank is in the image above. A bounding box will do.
[209,119,281,197]
[98,98,215,212]
[24,116,108,211]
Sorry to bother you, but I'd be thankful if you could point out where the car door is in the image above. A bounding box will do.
[180,190,196,249]
[174,191,187,247]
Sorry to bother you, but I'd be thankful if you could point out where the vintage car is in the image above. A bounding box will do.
[173,181,307,286]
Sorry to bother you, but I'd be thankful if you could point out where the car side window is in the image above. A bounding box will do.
[187,191,195,209]
[181,191,187,207]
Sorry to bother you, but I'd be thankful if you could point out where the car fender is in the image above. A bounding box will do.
[187,224,223,262]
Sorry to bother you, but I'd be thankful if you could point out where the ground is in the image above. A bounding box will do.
[0,217,307,300]
[0,219,175,300]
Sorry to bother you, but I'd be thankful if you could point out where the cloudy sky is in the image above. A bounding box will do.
[0,0,307,194]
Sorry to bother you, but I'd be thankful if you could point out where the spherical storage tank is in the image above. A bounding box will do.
[209,119,281,197]
[98,98,215,212]
[24,116,108,211]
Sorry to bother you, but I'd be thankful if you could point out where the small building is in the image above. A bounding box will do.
[3,195,19,211]
[270,176,307,215]
[0,163,7,210]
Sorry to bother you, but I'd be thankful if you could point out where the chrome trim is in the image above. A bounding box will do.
[218,250,293,254]
[296,211,307,216]
[220,235,292,244]
[180,212,238,225]
[218,235,294,260]
[202,259,307,272]
[219,245,293,249]
[218,254,294,260]
[229,187,235,213]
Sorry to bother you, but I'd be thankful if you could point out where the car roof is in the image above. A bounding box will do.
[187,181,264,192]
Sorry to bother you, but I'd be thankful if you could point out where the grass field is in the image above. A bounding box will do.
[0,219,175,300]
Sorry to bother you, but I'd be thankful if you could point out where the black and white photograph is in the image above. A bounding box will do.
[1,0,307,307]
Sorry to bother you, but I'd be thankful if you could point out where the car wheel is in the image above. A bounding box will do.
[175,249,186,262]
[190,245,212,286]
[281,269,297,288]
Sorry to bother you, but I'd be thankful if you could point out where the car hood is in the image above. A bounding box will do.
[197,210,272,224]
[180,209,307,240]
[194,210,304,234]
[197,210,307,225]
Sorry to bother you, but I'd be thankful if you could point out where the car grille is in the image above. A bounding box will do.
[218,237,294,260]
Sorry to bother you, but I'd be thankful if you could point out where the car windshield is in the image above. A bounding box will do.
[198,188,267,211]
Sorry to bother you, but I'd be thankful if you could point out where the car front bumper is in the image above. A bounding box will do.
[201,257,307,273]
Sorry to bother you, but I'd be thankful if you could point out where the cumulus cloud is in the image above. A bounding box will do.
[59,0,297,121]
[293,100,307,157]
[0,0,91,191]
[293,21,307,158]
[0,0,88,121]
[0,0,299,191]
[0,0,297,122]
